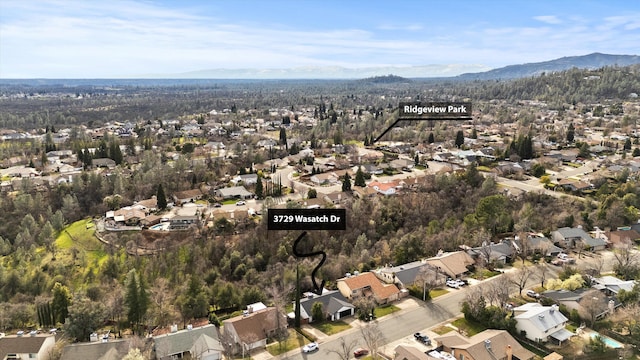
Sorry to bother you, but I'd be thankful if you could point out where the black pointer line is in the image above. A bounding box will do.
[292,231,326,295]
[371,117,472,144]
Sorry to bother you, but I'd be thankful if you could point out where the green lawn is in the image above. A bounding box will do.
[451,318,487,337]
[470,268,502,280]
[374,304,401,318]
[430,288,449,298]
[266,329,310,356]
[54,219,109,277]
[312,320,351,335]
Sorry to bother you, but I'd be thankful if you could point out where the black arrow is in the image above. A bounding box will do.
[292,231,326,295]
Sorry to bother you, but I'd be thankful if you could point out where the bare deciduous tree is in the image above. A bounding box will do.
[507,266,533,297]
[325,336,360,360]
[265,270,294,351]
[415,265,444,301]
[485,275,512,307]
[360,322,386,360]
[612,243,640,280]
[579,289,609,327]
[535,260,550,288]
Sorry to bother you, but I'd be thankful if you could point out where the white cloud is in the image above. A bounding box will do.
[1,1,639,77]
[533,15,562,24]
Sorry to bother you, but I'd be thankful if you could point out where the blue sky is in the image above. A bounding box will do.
[1,0,639,78]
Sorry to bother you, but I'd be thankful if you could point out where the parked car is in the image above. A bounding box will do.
[236,200,246,206]
[414,333,431,344]
[354,348,369,357]
[446,280,460,288]
[455,279,466,287]
[302,342,319,353]
[213,203,222,208]
[526,289,540,299]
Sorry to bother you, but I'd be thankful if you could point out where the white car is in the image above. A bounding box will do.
[446,280,460,289]
[236,201,246,206]
[526,290,540,299]
[303,342,319,353]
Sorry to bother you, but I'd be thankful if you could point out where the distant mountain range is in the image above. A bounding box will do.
[140,64,491,80]
[137,53,639,80]
[456,53,640,80]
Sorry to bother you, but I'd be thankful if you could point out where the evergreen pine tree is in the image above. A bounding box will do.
[428,133,435,144]
[342,173,352,192]
[255,174,264,199]
[455,130,465,148]
[156,184,167,210]
[355,167,366,187]
[567,123,575,143]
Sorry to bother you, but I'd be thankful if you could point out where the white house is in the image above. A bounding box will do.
[513,303,572,344]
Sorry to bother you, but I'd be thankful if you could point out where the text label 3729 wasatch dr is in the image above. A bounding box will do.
[267,209,346,230]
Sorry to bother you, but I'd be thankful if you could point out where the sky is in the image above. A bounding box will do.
[1,0,639,78]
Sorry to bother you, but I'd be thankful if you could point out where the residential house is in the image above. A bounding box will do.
[400,175,428,190]
[134,197,158,214]
[204,141,226,151]
[336,272,401,304]
[0,334,56,360]
[467,240,515,266]
[140,214,162,228]
[232,174,258,186]
[513,303,572,344]
[361,164,383,175]
[434,329,535,360]
[297,290,355,323]
[591,275,637,296]
[374,260,445,289]
[153,324,223,360]
[299,197,326,209]
[367,180,400,196]
[215,186,254,200]
[310,172,340,185]
[389,158,415,171]
[425,251,474,279]
[111,207,146,226]
[542,288,621,320]
[222,306,286,352]
[173,188,204,205]
[353,186,378,199]
[551,227,607,252]
[433,152,455,163]
[323,192,348,205]
[256,139,277,149]
[169,215,199,230]
[92,158,117,169]
[394,345,440,360]
[605,228,640,246]
[557,179,592,193]
[60,338,138,360]
[524,235,563,257]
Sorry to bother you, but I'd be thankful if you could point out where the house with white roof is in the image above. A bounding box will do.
[592,275,637,296]
[513,303,572,344]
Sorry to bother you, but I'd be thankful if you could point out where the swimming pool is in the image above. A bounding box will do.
[589,333,624,349]
[149,223,169,231]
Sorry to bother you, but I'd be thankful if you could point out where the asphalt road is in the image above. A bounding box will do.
[275,275,503,360]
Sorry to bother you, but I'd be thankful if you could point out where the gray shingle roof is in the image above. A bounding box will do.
[153,324,220,359]
[299,290,354,319]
